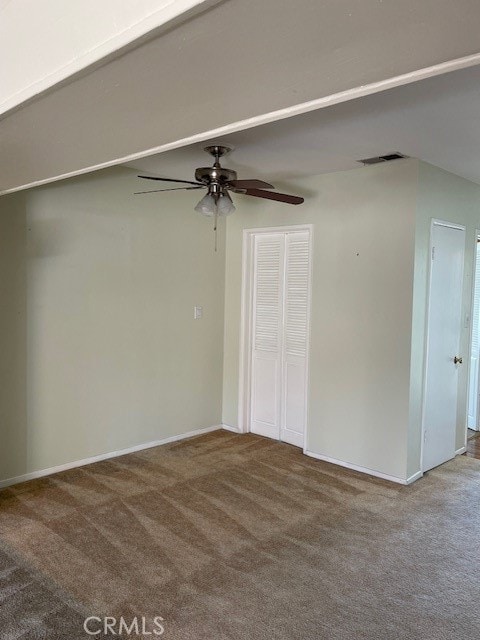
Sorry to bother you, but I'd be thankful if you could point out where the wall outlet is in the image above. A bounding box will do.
[194,306,203,320]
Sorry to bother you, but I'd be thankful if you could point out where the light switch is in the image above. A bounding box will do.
[194,306,203,320]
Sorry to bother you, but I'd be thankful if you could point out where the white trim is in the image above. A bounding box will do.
[304,228,314,453]
[466,229,480,433]
[420,219,467,472]
[221,423,242,433]
[238,225,313,450]
[237,229,251,434]
[455,446,467,455]
[241,225,316,235]
[0,424,221,490]
[429,219,466,232]
[406,470,424,484]
[4,52,480,195]
[0,0,217,117]
[304,450,419,485]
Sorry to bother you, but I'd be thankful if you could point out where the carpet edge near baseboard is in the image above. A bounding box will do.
[0,424,227,489]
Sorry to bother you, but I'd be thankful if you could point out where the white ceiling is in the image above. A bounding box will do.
[3,0,480,194]
[126,64,480,187]
[0,0,214,115]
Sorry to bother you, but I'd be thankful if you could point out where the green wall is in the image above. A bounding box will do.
[0,193,27,480]
[2,158,479,486]
[408,162,480,476]
[223,159,419,481]
[0,168,225,483]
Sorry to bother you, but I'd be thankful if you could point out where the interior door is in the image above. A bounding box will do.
[250,233,284,440]
[249,229,310,446]
[281,231,310,447]
[423,221,465,472]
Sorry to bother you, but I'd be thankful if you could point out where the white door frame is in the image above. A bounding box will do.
[467,229,480,433]
[420,218,466,472]
[238,224,313,450]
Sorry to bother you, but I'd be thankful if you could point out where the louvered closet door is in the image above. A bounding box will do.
[281,231,309,447]
[250,233,284,440]
[250,230,310,447]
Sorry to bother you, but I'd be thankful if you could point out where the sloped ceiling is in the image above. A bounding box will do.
[127,65,480,186]
[2,0,480,194]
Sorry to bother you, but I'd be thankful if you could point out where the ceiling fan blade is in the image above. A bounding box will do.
[138,175,202,186]
[241,188,304,205]
[134,186,204,194]
[228,179,274,190]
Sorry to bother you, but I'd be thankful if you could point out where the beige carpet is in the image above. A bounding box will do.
[1,430,479,639]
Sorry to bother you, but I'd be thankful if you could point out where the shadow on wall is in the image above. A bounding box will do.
[0,193,28,481]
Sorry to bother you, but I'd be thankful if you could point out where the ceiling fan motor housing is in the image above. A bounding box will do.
[195,165,237,187]
[195,145,236,191]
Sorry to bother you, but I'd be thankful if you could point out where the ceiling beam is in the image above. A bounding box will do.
[2,0,480,195]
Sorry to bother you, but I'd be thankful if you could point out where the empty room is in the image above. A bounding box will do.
[1,2,480,639]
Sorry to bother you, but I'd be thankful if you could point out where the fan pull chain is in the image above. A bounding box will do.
[214,212,218,252]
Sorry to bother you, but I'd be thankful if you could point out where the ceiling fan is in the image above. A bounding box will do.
[135,145,304,220]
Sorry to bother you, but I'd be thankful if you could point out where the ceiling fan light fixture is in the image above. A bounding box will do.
[194,193,217,216]
[217,191,236,216]
[194,190,236,217]
[138,145,304,212]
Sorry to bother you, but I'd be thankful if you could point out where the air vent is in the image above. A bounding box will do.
[358,152,407,166]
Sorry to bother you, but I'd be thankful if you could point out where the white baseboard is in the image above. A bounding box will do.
[0,425,222,490]
[414,448,467,480]
[405,470,423,484]
[221,423,242,433]
[304,450,416,485]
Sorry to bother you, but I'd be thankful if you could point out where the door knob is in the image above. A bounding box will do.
[454,356,463,364]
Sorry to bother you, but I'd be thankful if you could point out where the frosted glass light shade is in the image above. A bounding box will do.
[194,193,217,216]
[217,192,236,216]
[194,191,236,217]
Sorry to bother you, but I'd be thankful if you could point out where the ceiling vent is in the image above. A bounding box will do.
[358,152,407,166]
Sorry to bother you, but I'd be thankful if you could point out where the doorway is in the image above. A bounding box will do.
[467,232,480,431]
[239,226,312,448]
[422,220,465,472]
